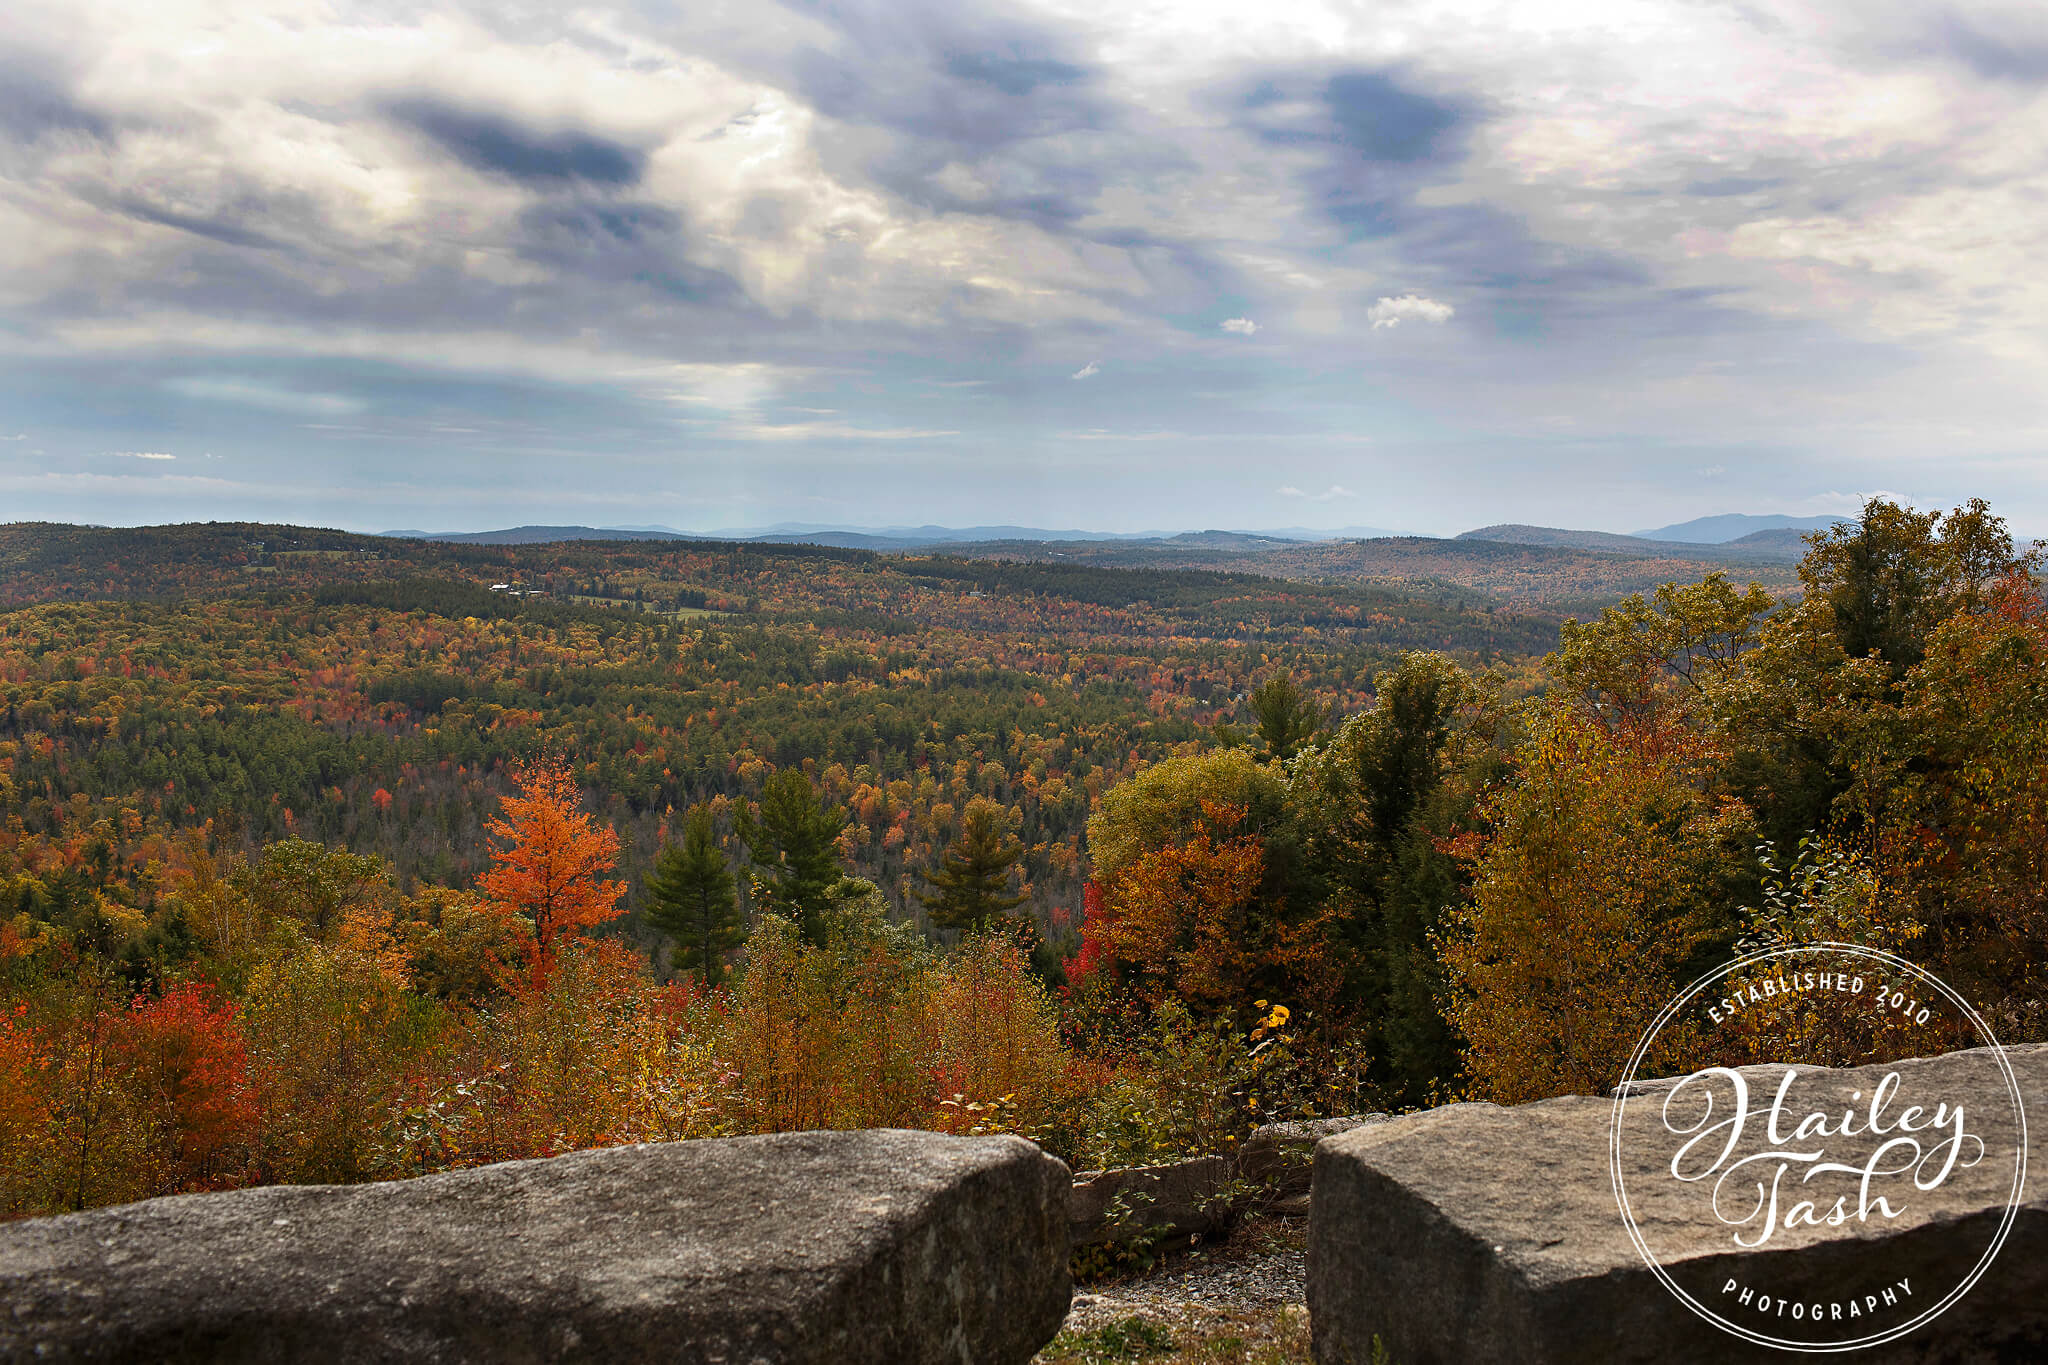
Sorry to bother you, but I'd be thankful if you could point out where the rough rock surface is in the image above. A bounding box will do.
[0,1129,1072,1365]
[1309,1045,2048,1364]
[1237,1115,1386,1201]
[1069,1157,1234,1246]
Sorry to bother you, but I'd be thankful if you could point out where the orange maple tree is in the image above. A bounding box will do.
[477,758,626,985]
[1091,799,1338,1014]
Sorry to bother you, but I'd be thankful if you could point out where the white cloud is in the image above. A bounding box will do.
[727,422,960,441]
[1072,361,1100,379]
[1367,296,1455,330]
[1279,483,1357,503]
[1060,429,1190,442]
[1220,318,1259,336]
[111,451,177,460]
[1,433,25,441]
[166,377,366,416]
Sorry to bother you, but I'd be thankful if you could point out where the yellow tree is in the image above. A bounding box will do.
[478,759,626,986]
[1438,707,1752,1103]
[1888,568,2048,1031]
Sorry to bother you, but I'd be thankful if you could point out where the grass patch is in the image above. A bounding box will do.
[1036,1307,1311,1365]
[1040,1317,1176,1362]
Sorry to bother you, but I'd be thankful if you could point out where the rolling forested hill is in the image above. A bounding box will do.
[0,521,1557,939]
[943,531,1802,615]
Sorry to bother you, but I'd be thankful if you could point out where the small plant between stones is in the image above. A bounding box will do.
[1043,1316,1177,1361]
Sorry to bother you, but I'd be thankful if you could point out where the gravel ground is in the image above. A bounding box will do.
[1063,1217,1306,1331]
[1037,1215,1311,1362]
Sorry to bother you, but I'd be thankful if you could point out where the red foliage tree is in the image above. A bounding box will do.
[1063,880,1112,988]
[119,983,257,1190]
[0,1004,48,1209]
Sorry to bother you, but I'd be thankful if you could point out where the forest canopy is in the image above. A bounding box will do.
[4,499,2043,1219]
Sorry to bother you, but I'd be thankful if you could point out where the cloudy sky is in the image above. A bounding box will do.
[3,0,2045,536]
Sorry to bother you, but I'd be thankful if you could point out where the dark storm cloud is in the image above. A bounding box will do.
[759,0,1145,232]
[943,51,1087,97]
[0,49,109,139]
[1243,68,1472,164]
[114,198,285,251]
[1243,76,1728,356]
[513,201,743,303]
[1930,9,2048,83]
[789,0,1107,149]
[1324,72,1463,163]
[519,201,681,246]
[633,0,1211,257]
[1684,177,1784,198]
[1231,66,1476,240]
[388,99,646,185]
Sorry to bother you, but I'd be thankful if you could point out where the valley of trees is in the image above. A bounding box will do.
[3,499,2043,1219]
[0,525,1548,938]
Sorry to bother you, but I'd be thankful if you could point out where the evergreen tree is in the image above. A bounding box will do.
[917,798,1028,933]
[1290,652,1501,1103]
[736,769,848,945]
[1217,670,1324,762]
[645,805,742,986]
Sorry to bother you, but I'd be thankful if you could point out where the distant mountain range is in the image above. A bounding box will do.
[1455,518,1853,562]
[376,522,1399,549]
[374,514,1851,561]
[378,525,693,545]
[1630,513,1850,543]
[1458,525,1666,554]
[711,522,1169,542]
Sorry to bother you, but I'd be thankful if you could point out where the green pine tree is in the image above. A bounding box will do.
[1250,671,1324,761]
[736,769,848,945]
[1216,670,1325,762]
[646,805,743,985]
[917,798,1028,934]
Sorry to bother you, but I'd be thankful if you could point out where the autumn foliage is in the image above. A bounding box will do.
[1436,710,1751,1103]
[477,758,626,984]
[5,496,2048,1220]
[117,983,257,1189]
[1095,802,1281,1011]
[1433,499,2048,1102]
